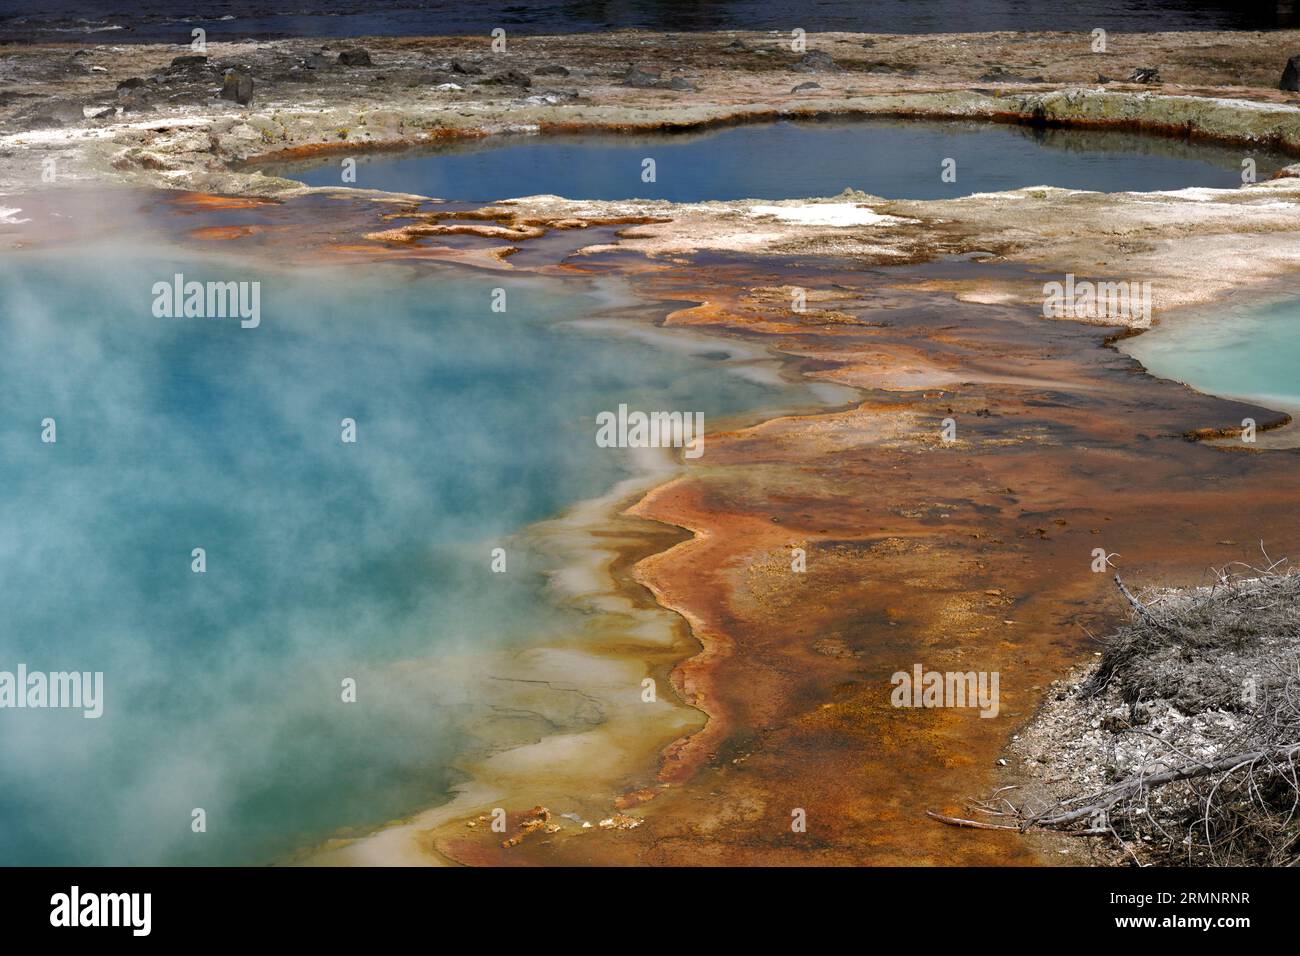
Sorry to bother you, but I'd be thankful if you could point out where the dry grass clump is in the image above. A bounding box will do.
[934,552,1300,866]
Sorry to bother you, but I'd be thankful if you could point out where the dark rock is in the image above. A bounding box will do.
[622,65,662,88]
[1097,73,1113,84]
[1280,54,1300,92]
[534,64,570,76]
[1127,66,1161,83]
[449,60,484,75]
[170,54,208,68]
[337,47,372,67]
[484,69,531,88]
[866,62,919,77]
[305,53,329,70]
[115,77,152,111]
[792,50,841,73]
[88,106,117,119]
[791,81,822,93]
[117,86,153,111]
[219,69,254,105]
[723,39,748,53]
[621,65,695,91]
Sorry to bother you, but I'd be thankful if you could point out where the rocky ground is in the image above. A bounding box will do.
[7,31,1300,317]
[3,31,1300,312]
[1009,570,1300,866]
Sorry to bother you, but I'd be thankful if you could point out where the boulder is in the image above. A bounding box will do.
[337,47,372,67]
[115,77,152,111]
[1281,54,1300,92]
[1127,66,1161,83]
[622,65,662,88]
[449,60,483,75]
[791,81,822,93]
[534,64,570,76]
[170,54,208,69]
[219,69,254,105]
[620,66,695,91]
[117,85,153,111]
[484,69,531,88]
[792,50,841,73]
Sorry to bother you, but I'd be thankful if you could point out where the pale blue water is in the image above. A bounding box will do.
[0,248,808,865]
[276,120,1291,202]
[1124,295,1300,413]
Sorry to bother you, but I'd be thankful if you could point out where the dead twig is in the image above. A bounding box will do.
[1113,574,1173,633]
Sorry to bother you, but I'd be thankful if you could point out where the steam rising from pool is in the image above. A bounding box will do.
[0,247,814,864]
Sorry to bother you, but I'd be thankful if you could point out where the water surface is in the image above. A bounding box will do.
[0,248,815,864]
[275,119,1291,202]
[1124,294,1300,420]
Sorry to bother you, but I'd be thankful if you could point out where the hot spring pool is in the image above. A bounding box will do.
[270,118,1292,202]
[0,247,828,864]
[1124,294,1300,431]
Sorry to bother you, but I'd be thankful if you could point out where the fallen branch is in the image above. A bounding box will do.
[925,811,1020,831]
[1029,742,1300,829]
[926,811,1110,838]
[1113,574,1173,633]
